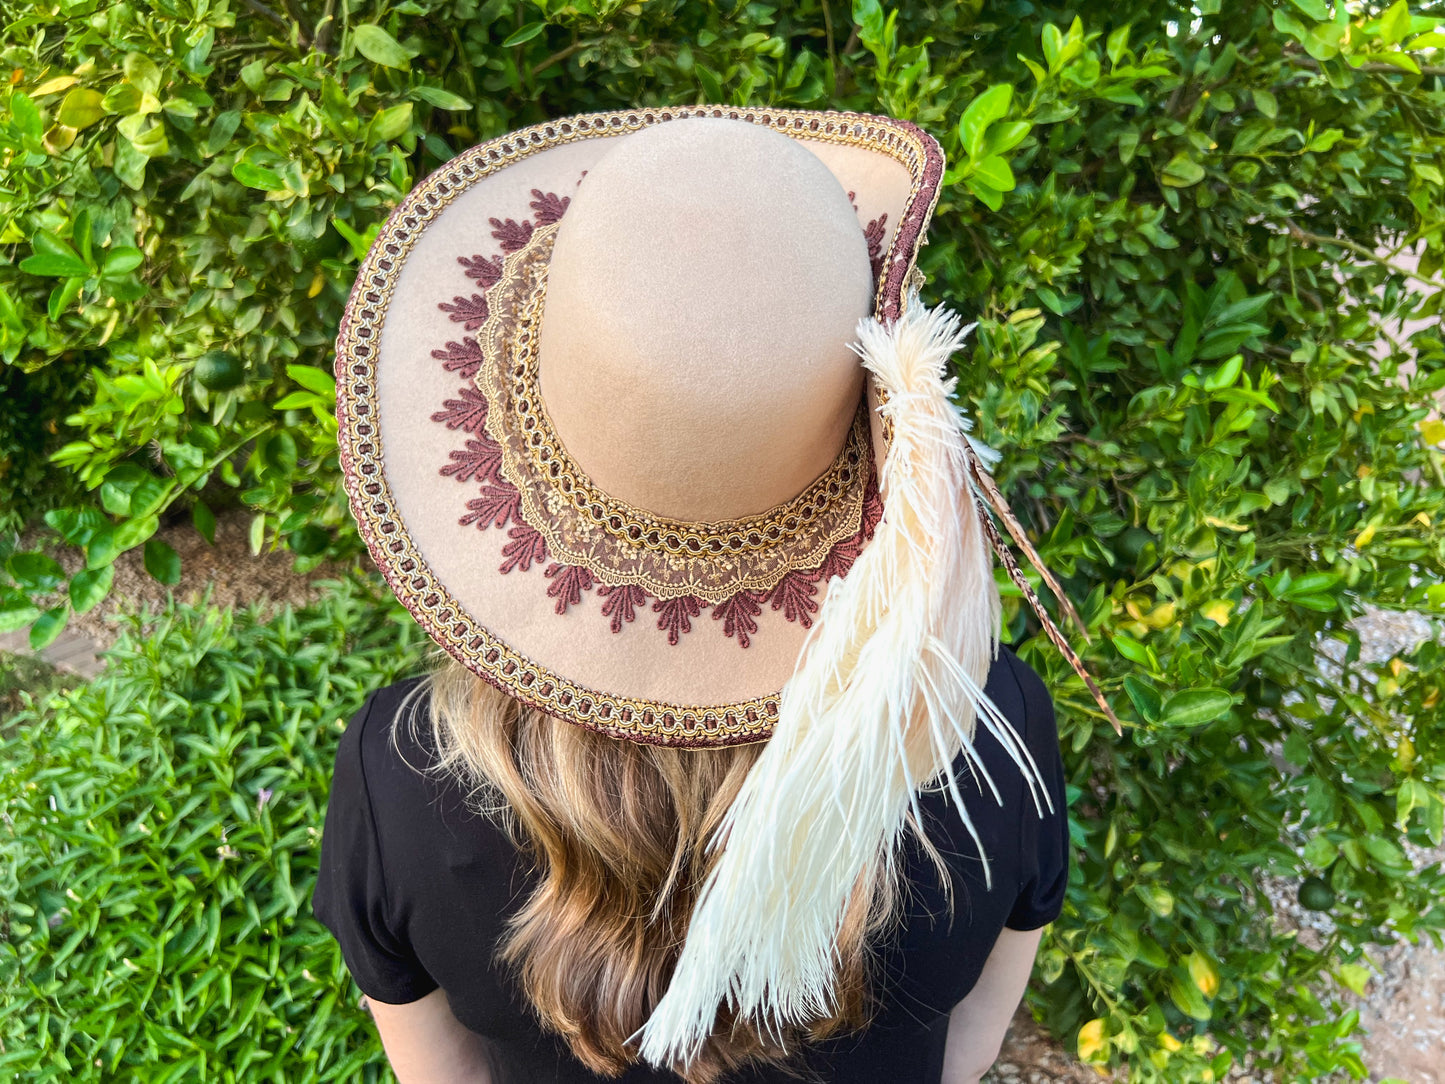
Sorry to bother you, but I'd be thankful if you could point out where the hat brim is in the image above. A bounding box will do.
[336,106,944,747]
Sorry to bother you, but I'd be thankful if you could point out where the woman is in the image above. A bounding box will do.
[313,106,1115,1084]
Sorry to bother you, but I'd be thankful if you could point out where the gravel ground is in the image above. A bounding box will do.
[3,511,1441,1081]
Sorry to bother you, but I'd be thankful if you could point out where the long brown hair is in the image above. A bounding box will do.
[392,654,912,1082]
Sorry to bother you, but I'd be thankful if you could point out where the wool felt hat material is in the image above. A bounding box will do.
[335,104,1120,1068]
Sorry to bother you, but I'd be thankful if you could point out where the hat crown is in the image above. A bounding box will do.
[536,117,874,522]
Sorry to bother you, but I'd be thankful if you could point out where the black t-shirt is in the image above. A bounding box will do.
[312,644,1069,1083]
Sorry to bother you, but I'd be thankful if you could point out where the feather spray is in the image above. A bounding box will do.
[635,290,1058,1068]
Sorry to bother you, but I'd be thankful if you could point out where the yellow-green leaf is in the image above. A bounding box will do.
[1077,1018,1107,1059]
[1188,952,1220,998]
[32,75,78,96]
[1335,962,1370,996]
[1201,599,1233,626]
[57,87,105,130]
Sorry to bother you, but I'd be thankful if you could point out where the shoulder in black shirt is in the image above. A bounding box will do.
[312,643,1069,1083]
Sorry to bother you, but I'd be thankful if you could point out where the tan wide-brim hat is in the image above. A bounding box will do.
[335,105,951,747]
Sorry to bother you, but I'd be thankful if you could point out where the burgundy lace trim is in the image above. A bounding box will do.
[429,183,886,649]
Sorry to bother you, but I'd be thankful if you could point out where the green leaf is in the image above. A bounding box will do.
[206,110,242,157]
[1161,153,1206,187]
[20,230,90,278]
[57,87,105,130]
[102,82,143,115]
[0,603,41,634]
[1303,834,1339,869]
[7,552,66,592]
[353,25,417,70]
[113,513,159,553]
[285,364,337,398]
[9,91,42,139]
[958,84,1013,160]
[143,539,182,585]
[193,500,217,545]
[1135,883,1175,917]
[1334,963,1370,996]
[1111,631,1154,666]
[1123,675,1163,722]
[1169,972,1212,1020]
[370,102,414,143]
[502,22,547,47]
[1378,0,1410,46]
[1161,688,1234,728]
[962,175,1004,211]
[972,154,1016,191]
[982,120,1031,158]
[1289,0,1328,20]
[1041,23,1064,71]
[231,161,286,191]
[101,247,145,277]
[29,606,68,651]
[1106,24,1131,66]
[69,564,114,614]
[273,391,321,411]
[123,52,163,97]
[414,86,473,111]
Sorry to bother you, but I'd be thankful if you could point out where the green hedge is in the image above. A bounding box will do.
[1,0,1444,1079]
[0,577,430,1081]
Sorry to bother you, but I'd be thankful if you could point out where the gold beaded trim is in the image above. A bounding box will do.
[335,105,944,746]
[473,221,870,603]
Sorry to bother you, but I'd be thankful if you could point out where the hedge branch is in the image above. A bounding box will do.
[1285,221,1445,291]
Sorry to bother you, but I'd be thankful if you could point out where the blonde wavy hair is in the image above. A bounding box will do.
[390,653,932,1082]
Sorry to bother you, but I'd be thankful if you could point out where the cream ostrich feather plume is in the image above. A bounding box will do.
[635,289,1102,1069]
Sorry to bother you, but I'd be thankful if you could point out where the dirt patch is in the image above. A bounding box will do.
[985,1007,1108,1082]
[15,506,352,653]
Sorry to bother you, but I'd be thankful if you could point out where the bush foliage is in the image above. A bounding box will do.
[1,0,1444,1080]
[0,578,431,1080]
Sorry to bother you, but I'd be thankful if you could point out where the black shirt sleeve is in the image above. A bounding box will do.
[1002,651,1071,931]
[312,690,440,1004]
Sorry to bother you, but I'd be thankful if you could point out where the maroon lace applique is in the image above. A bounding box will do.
[598,583,647,633]
[500,523,548,574]
[847,190,888,282]
[764,570,822,629]
[431,386,489,432]
[441,438,504,485]
[712,591,764,648]
[489,216,534,252]
[545,562,595,615]
[438,293,490,331]
[458,253,503,289]
[460,485,519,529]
[432,336,485,381]
[654,595,704,646]
[431,184,886,648]
[530,188,571,225]
[865,213,888,281]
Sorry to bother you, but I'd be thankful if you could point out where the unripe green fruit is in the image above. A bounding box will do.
[1298,876,1335,912]
[194,350,245,391]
